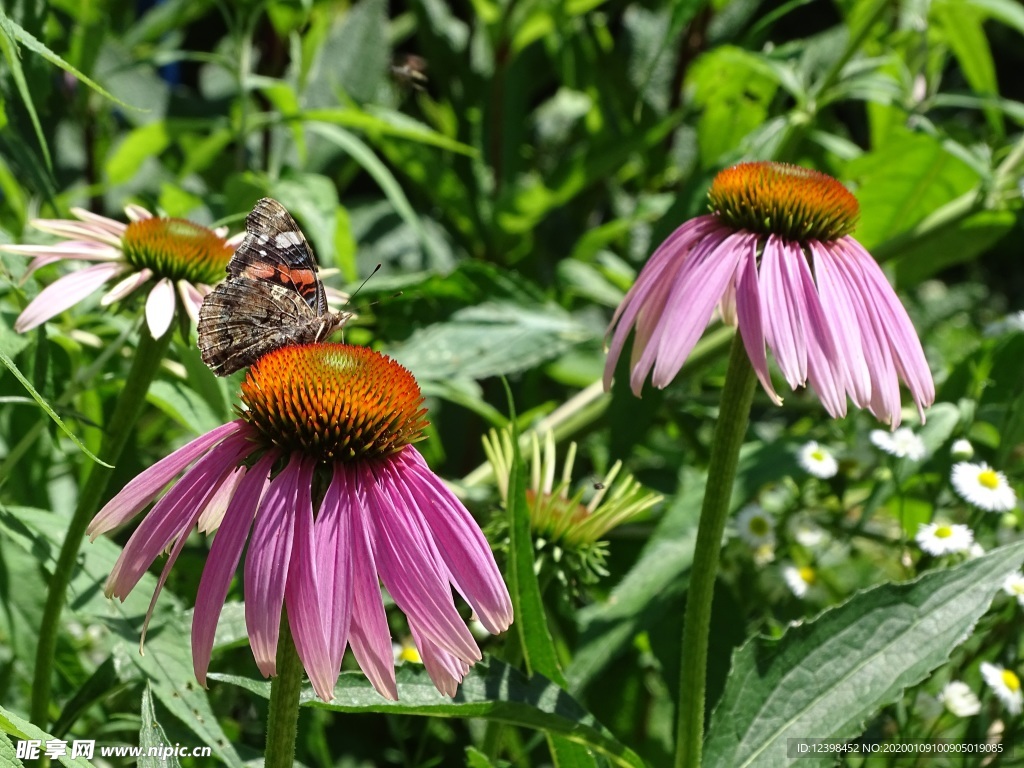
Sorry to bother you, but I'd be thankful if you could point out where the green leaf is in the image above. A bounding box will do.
[0,349,110,467]
[704,540,1024,768]
[0,8,51,171]
[146,380,223,436]
[139,684,182,768]
[212,659,644,768]
[0,703,98,766]
[932,0,1002,135]
[386,302,593,382]
[892,209,1016,285]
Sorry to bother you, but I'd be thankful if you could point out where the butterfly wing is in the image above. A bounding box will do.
[227,198,329,316]
[198,276,327,376]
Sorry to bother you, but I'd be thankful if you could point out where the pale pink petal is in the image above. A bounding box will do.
[193,452,275,686]
[105,430,252,599]
[101,268,153,306]
[145,278,177,338]
[759,236,808,389]
[124,204,154,222]
[30,219,124,248]
[244,457,300,677]
[316,466,355,672]
[393,448,512,634]
[69,207,128,236]
[197,462,247,533]
[225,231,245,248]
[285,458,336,701]
[177,280,205,326]
[20,255,65,283]
[88,421,244,538]
[15,262,125,332]
[362,463,481,665]
[347,491,398,700]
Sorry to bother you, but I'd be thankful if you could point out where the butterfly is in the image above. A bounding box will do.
[198,198,351,376]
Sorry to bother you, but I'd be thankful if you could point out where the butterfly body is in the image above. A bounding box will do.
[198,199,350,376]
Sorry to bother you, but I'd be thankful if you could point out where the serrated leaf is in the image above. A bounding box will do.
[0,349,110,467]
[139,684,182,768]
[211,659,644,768]
[704,540,1024,768]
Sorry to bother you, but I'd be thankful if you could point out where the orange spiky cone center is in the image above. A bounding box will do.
[122,218,233,285]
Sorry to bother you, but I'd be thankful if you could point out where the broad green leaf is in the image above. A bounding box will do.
[105,123,173,184]
[965,0,1024,34]
[0,704,96,767]
[704,540,1024,768]
[386,302,592,382]
[932,0,1002,135]
[304,0,389,105]
[0,349,110,467]
[146,380,223,436]
[0,505,243,768]
[139,684,182,768]
[892,209,1016,285]
[212,659,644,768]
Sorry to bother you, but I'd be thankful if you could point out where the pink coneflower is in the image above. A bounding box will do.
[1,205,241,337]
[604,162,935,427]
[87,344,512,701]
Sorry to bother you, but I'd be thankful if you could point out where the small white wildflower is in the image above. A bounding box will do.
[798,442,838,479]
[950,439,974,460]
[967,542,985,559]
[1002,572,1024,607]
[983,310,1024,337]
[392,640,422,665]
[783,564,816,598]
[735,505,775,548]
[938,680,982,717]
[870,427,926,460]
[980,662,1023,715]
[915,522,974,556]
[951,462,1017,512]
[790,518,827,547]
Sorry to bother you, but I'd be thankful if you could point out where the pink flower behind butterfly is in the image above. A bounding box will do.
[1,205,242,338]
[88,343,513,701]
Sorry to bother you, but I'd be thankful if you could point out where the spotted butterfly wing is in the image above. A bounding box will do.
[198,198,349,376]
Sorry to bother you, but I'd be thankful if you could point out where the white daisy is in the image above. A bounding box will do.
[798,442,838,479]
[950,438,974,460]
[967,542,985,560]
[938,680,981,717]
[870,427,926,460]
[1002,572,1024,607]
[783,564,816,598]
[735,505,775,547]
[980,662,1023,715]
[951,462,1018,512]
[915,522,974,556]
[790,518,827,548]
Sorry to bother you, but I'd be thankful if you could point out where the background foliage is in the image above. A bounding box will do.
[1,0,1023,765]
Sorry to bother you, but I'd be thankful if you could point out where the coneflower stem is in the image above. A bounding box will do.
[31,325,172,729]
[675,334,757,768]
[266,615,303,768]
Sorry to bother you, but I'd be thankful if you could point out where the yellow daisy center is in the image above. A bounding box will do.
[977,469,1001,490]
[798,566,816,585]
[240,344,428,462]
[121,218,233,285]
[1002,669,1021,693]
[935,525,953,539]
[749,517,771,536]
[708,161,859,242]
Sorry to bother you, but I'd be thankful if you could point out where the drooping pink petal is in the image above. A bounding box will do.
[104,430,252,600]
[285,457,336,701]
[145,277,176,338]
[733,236,782,405]
[196,463,246,534]
[193,452,275,686]
[838,238,935,421]
[643,229,742,390]
[245,456,300,677]
[101,268,153,306]
[808,241,871,408]
[603,216,723,391]
[316,465,355,672]
[124,204,154,222]
[392,448,512,634]
[15,261,125,332]
[759,236,809,390]
[88,421,244,538]
[347,487,398,700]
[409,623,470,698]
[362,462,481,665]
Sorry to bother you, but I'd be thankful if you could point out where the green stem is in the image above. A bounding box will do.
[674,334,758,768]
[31,325,172,728]
[265,614,303,768]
